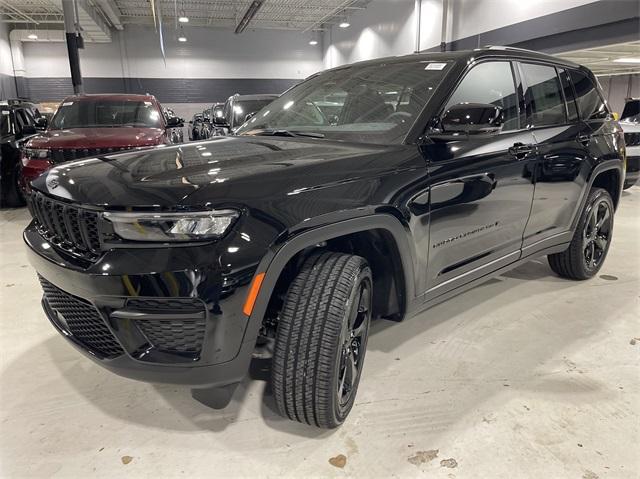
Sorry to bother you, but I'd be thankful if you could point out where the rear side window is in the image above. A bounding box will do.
[569,70,609,120]
[0,109,10,136]
[445,61,520,131]
[520,63,566,127]
[559,68,579,122]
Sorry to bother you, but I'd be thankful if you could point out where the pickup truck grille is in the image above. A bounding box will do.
[50,146,134,163]
[624,132,640,147]
[28,191,102,261]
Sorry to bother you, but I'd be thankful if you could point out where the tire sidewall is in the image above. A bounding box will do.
[330,264,372,425]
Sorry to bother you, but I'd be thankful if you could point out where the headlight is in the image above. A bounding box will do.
[104,210,239,242]
[24,148,50,159]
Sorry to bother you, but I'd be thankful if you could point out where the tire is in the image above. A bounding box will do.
[1,161,26,208]
[271,251,372,428]
[548,187,614,280]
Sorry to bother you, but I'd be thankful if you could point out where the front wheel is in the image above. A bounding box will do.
[271,251,372,428]
[548,187,614,280]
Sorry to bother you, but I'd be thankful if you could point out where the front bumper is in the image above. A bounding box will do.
[25,222,259,389]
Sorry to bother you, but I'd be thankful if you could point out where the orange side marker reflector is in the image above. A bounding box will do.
[243,272,266,317]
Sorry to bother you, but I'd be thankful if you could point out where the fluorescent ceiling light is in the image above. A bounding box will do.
[613,57,640,64]
[27,33,38,40]
[178,36,187,42]
[178,16,189,23]
[309,40,318,45]
[339,22,350,28]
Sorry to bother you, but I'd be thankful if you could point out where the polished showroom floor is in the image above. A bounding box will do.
[1,188,638,478]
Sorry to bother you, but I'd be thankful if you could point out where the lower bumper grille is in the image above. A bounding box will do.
[126,298,207,354]
[39,277,124,358]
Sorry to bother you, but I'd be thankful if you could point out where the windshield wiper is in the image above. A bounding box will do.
[248,128,325,139]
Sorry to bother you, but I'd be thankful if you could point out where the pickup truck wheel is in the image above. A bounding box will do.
[271,251,372,428]
[548,187,614,280]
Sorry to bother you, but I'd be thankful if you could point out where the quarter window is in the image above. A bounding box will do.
[520,63,566,127]
[569,69,609,120]
[445,61,520,131]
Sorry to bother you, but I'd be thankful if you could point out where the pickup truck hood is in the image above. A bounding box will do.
[27,127,165,149]
[31,136,410,208]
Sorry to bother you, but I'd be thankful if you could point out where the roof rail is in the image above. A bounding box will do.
[478,45,541,54]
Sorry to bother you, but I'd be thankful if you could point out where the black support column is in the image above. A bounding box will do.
[61,0,84,95]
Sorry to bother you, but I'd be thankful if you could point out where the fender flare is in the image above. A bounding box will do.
[241,214,416,348]
[570,159,623,231]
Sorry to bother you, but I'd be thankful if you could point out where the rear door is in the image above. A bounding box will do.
[519,63,594,254]
[422,60,537,297]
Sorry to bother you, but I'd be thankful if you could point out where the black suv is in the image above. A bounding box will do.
[24,47,624,428]
[1,99,44,207]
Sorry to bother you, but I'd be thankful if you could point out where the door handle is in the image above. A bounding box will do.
[509,143,534,160]
[577,134,591,147]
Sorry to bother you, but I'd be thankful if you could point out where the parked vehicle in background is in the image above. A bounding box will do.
[212,93,278,135]
[21,94,183,193]
[164,107,185,143]
[0,100,40,207]
[620,98,639,189]
[197,103,225,140]
[188,112,205,141]
[24,48,624,428]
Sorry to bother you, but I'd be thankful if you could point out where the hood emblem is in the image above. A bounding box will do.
[47,178,59,189]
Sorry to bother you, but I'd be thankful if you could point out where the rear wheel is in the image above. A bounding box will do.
[548,187,614,280]
[271,251,372,428]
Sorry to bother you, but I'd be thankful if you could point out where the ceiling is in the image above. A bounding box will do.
[0,0,371,31]
[557,41,640,77]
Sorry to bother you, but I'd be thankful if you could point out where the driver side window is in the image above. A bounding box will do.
[445,61,520,131]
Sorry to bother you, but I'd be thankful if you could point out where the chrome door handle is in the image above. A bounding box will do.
[509,143,534,160]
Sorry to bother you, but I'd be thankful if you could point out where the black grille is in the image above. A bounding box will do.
[40,277,124,358]
[624,132,640,147]
[29,191,101,261]
[50,146,134,163]
[127,298,207,354]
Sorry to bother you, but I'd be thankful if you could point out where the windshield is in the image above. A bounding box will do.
[621,100,640,123]
[49,99,162,129]
[228,99,276,127]
[236,60,449,144]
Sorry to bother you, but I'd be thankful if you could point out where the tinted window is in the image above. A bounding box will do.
[620,99,640,123]
[521,63,566,127]
[569,70,608,120]
[445,61,519,131]
[50,100,163,129]
[15,109,34,133]
[559,68,579,122]
[236,60,449,144]
[230,99,275,128]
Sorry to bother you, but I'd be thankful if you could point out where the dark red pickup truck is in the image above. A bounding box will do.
[21,94,182,191]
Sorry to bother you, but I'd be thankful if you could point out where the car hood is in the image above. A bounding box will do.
[31,136,410,208]
[27,127,165,149]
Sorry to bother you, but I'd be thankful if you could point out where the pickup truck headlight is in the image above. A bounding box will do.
[103,210,239,242]
[22,148,50,165]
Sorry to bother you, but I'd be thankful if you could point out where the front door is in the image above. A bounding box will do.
[420,60,536,299]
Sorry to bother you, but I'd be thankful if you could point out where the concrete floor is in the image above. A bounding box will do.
[1,189,638,479]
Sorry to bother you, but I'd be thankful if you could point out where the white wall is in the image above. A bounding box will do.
[22,25,323,80]
[323,0,603,68]
[0,19,13,76]
[449,0,600,41]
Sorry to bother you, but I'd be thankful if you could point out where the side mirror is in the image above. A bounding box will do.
[35,117,48,130]
[21,124,37,136]
[166,116,183,128]
[440,103,504,135]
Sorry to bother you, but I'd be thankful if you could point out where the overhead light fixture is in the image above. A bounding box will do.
[178,16,189,23]
[309,39,318,45]
[613,57,640,64]
[339,21,350,28]
[27,33,38,40]
[235,0,265,34]
[178,35,187,42]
